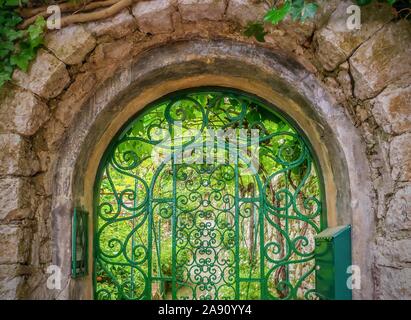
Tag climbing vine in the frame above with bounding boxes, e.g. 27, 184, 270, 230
0, 0, 45, 87
0, 0, 130, 89
0, 0, 410, 88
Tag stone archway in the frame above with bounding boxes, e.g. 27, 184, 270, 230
51, 39, 374, 300
1, 1, 409, 300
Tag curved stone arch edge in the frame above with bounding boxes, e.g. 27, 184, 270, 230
50, 39, 374, 300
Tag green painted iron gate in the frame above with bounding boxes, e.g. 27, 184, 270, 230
94, 88, 326, 300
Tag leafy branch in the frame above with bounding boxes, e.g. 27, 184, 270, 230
0, 0, 134, 89
245, 0, 410, 42
0, 0, 45, 87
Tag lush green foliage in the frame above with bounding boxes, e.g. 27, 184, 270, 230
0, 1, 45, 87
245, 0, 410, 42
95, 92, 322, 300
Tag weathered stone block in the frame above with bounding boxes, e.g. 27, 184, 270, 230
312, 0, 340, 28
0, 278, 20, 300
86, 9, 138, 39
178, 0, 226, 22
0, 265, 24, 300
0, 133, 39, 177
0, 225, 29, 264
377, 266, 411, 299
41, 118, 67, 152
0, 86, 49, 136
376, 237, 411, 266
132, 0, 175, 34
350, 20, 411, 99
56, 72, 97, 127
372, 85, 411, 135
226, 0, 267, 26
45, 25, 96, 65
386, 185, 411, 231
315, 1, 392, 71
12, 49, 70, 99
0, 177, 31, 221
336, 69, 353, 97
390, 133, 411, 182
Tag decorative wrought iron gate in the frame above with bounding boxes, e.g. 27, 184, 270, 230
94, 88, 326, 300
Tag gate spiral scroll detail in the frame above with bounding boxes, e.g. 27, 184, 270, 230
94, 88, 326, 300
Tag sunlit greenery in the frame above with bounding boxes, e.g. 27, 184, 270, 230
94, 91, 323, 300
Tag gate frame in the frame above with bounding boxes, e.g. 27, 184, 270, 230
92, 87, 328, 300
51, 39, 374, 300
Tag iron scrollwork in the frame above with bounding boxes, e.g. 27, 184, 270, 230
94, 89, 325, 300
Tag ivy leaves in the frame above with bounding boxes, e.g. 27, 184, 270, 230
264, 1, 292, 25
245, 0, 408, 42
263, 0, 318, 24
0, 0, 26, 6
0, 1, 45, 87
243, 22, 268, 42
10, 17, 45, 71
288, 0, 318, 22
245, 0, 318, 42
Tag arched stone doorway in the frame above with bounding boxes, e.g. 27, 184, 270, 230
51, 39, 374, 300
2, 1, 410, 301
93, 88, 327, 300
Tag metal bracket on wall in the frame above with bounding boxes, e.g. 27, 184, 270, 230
71, 207, 89, 278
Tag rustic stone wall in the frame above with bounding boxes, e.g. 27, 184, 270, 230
0, 0, 409, 299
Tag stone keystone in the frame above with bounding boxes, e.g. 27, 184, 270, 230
132, 0, 175, 34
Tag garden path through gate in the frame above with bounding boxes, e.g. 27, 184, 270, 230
94, 88, 326, 300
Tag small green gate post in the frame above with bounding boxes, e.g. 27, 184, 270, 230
314, 225, 352, 300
